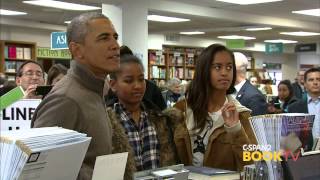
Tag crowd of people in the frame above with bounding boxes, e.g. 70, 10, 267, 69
0, 12, 320, 180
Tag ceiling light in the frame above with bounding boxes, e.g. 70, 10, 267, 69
180, 31, 205, 35
147, 15, 190, 22
246, 27, 272, 31
23, 0, 101, 11
218, 35, 256, 40
280, 31, 320, 36
0, 9, 27, 15
64, 21, 71, 24
292, 9, 320, 17
216, 0, 282, 5
264, 39, 298, 44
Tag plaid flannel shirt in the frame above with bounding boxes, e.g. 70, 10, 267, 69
114, 102, 160, 171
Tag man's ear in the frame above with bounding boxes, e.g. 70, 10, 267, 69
15, 77, 21, 86
109, 79, 117, 92
69, 42, 83, 60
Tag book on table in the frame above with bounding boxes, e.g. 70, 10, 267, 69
0, 127, 91, 180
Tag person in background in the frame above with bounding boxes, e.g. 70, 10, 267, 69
249, 75, 259, 88
292, 70, 305, 99
46, 63, 68, 85
0, 81, 17, 96
267, 80, 300, 113
162, 77, 183, 107
15, 60, 45, 99
173, 44, 256, 171
116, 45, 167, 110
234, 52, 267, 116
289, 68, 320, 142
32, 12, 120, 180
106, 54, 178, 171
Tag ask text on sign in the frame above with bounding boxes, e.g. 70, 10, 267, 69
51, 32, 68, 49
0, 99, 41, 131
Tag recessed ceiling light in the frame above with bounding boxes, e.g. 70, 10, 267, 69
64, 21, 71, 24
0, 9, 27, 15
216, 0, 282, 5
147, 15, 190, 22
218, 35, 256, 40
180, 31, 205, 35
246, 27, 272, 31
23, 0, 101, 11
280, 31, 320, 36
292, 8, 320, 17
264, 39, 298, 44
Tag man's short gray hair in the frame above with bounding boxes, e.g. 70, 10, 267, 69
67, 12, 109, 45
234, 52, 248, 74
166, 78, 181, 88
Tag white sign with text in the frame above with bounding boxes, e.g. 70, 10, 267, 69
0, 99, 41, 131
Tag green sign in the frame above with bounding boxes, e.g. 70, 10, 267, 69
265, 43, 283, 54
37, 47, 71, 59
226, 39, 245, 49
0, 86, 25, 111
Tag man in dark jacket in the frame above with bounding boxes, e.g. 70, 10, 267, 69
292, 70, 305, 99
32, 12, 120, 180
234, 52, 267, 116
288, 68, 320, 138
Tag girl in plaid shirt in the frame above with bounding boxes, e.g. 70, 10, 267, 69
107, 54, 179, 172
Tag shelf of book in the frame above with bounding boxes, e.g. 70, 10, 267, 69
148, 46, 203, 82
0, 40, 37, 80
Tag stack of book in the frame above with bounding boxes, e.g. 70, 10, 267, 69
249, 113, 315, 180
1, 127, 91, 180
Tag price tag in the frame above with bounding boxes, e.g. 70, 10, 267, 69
174, 52, 180, 57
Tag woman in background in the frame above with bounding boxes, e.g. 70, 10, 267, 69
268, 80, 300, 113
47, 64, 68, 85
173, 44, 256, 171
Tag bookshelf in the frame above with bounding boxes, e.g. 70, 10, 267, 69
148, 46, 203, 83
0, 40, 36, 81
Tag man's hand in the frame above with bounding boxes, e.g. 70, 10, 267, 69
24, 85, 42, 99
221, 102, 239, 127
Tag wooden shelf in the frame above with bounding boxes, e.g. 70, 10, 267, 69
5, 58, 33, 61
5, 71, 16, 74
169, 65, 183, 67
149, 64, 166, 67
0, 40, 37, 76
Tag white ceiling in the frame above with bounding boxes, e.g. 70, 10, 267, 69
1, 0, 320, 44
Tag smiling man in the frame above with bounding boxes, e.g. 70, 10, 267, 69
16, 60, 45, 98
31, 12, 120, 180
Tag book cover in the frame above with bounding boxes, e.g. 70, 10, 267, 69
4, 46, 9, 58
5, 61, 16, 73
0, 86, 25, 111
23, 47, 32, 60
16, 47, 24, 59
8, 45, 17, 59
281, 114, 314, 151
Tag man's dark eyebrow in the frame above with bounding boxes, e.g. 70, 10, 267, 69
96, 32, 118, 40
96, 32, 110, 39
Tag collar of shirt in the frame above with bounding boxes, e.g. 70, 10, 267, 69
234, 80, 246, 94
307, 94, 320, 104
